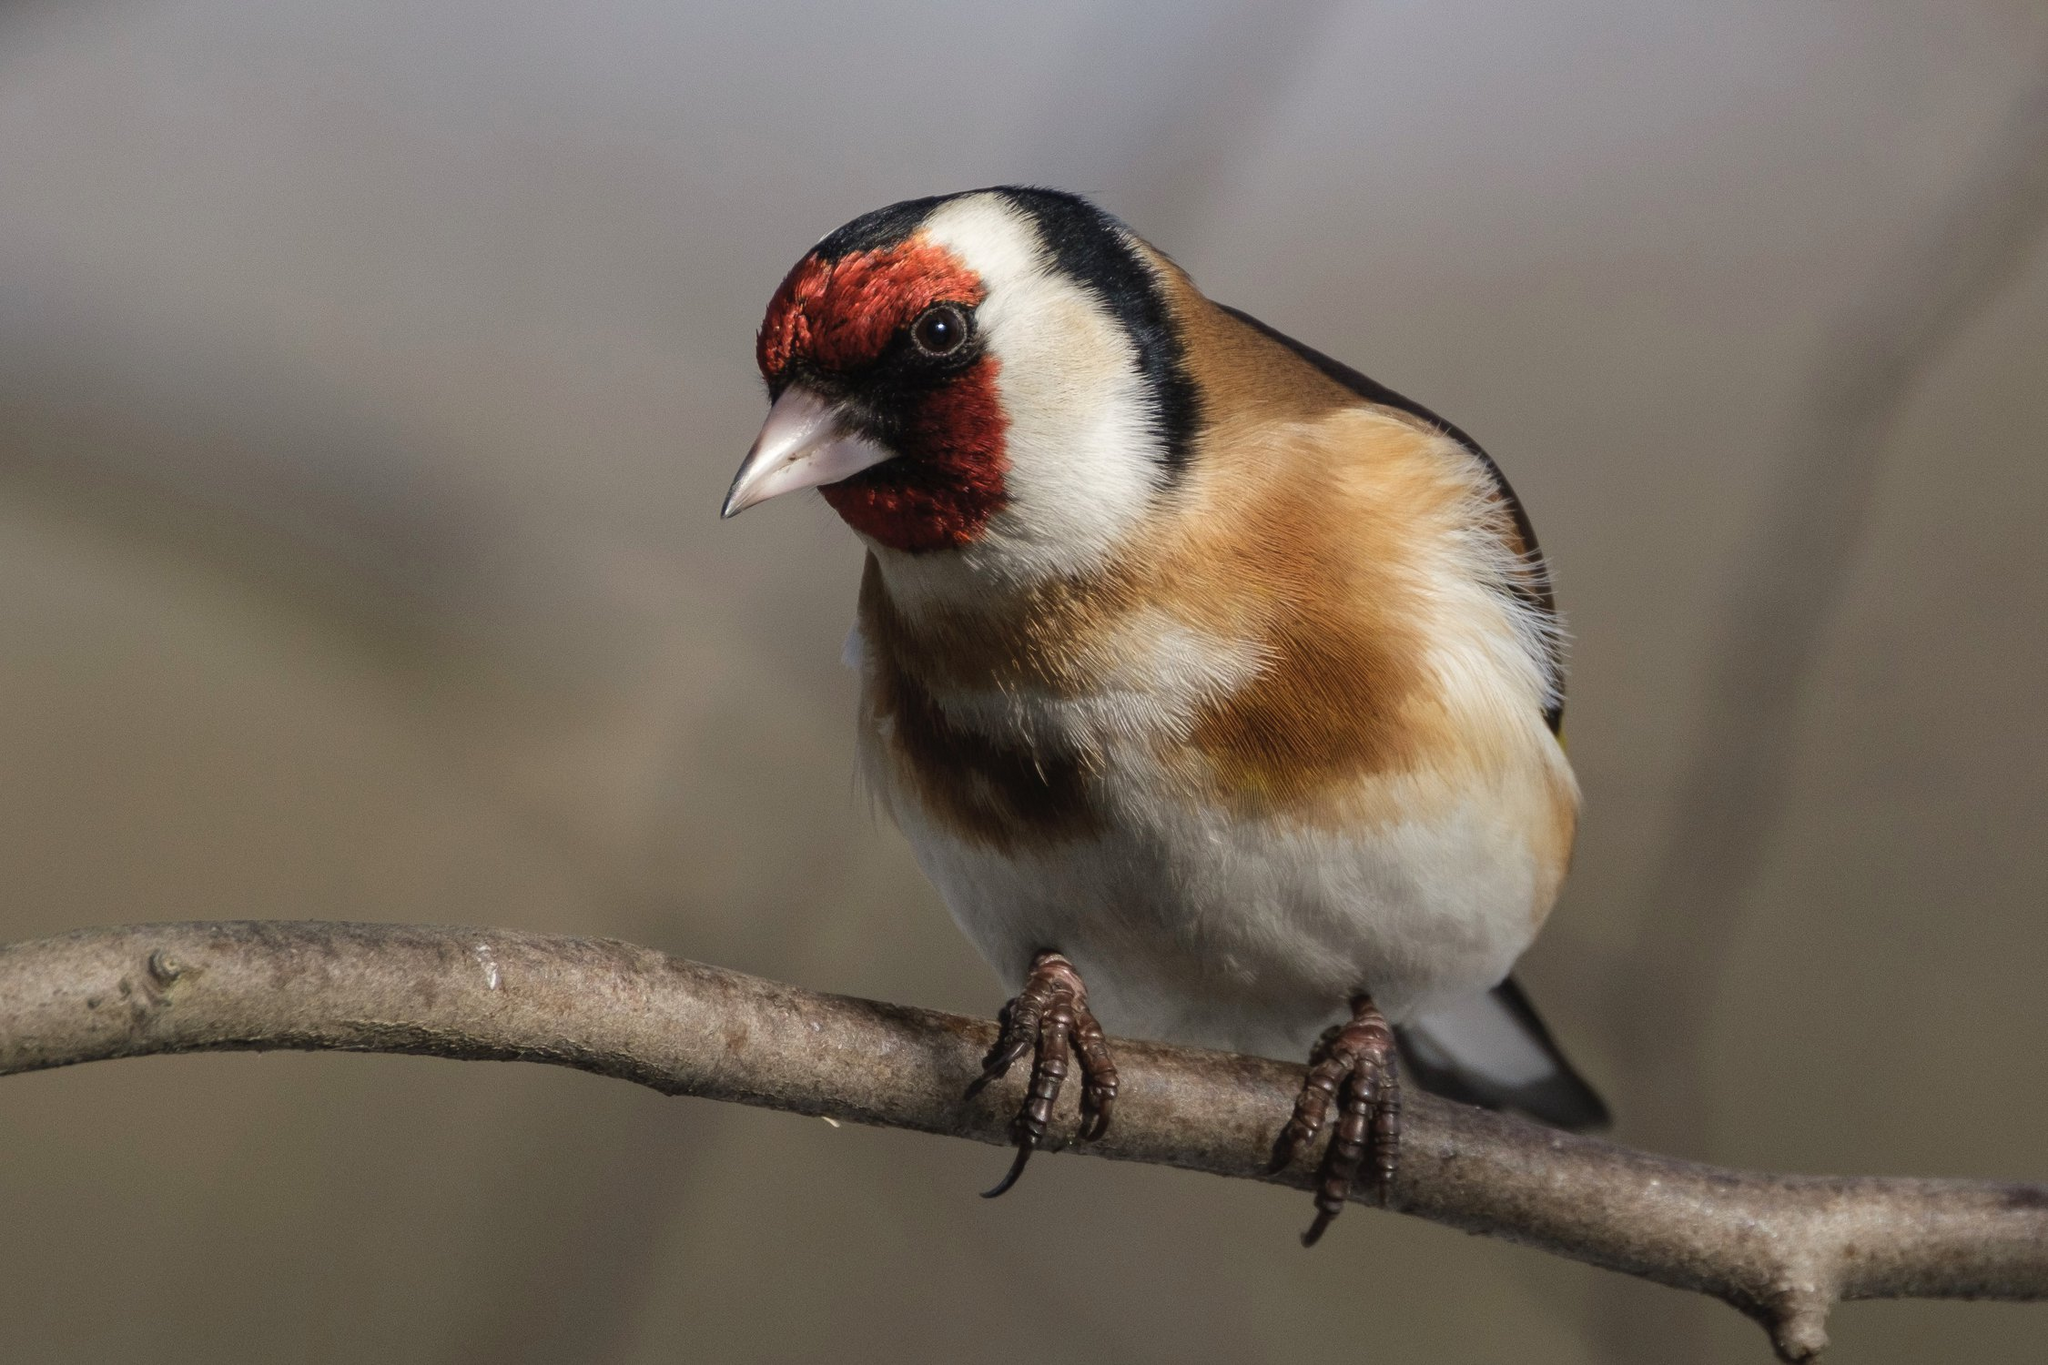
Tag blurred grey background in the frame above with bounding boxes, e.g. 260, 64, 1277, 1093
2, 2, 2045, 1360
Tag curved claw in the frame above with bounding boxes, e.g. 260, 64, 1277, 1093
1301, 1209, 1338, 1248
980, 1140, 1035, 1199
1077, 1099, 1113, 1143
964, 1032, 1035, 1102
988, 1030, 1035, 1074
1268, 1112, 1321, 1173
962, 1058, 1012, 1101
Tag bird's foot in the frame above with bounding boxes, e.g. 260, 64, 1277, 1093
1269, 995, 1401, 1247
965, 950, 1119, 1198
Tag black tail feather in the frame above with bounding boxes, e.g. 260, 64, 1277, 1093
1397, 976, 1610, 1131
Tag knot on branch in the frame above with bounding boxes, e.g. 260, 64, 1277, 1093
1751, 1264, 1838, 1363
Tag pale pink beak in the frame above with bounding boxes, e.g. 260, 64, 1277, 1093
720, 387, 897, 518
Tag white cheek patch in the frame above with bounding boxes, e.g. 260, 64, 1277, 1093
919, 195, 1165, 584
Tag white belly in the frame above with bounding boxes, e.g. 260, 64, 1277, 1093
885, 759, 1552, 1062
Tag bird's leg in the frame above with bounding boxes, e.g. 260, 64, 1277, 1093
1268, 994, 1400, 1247
965, 950, 1119, 1198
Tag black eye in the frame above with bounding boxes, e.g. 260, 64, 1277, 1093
911, 303, 970, 356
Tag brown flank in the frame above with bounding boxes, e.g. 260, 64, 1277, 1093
858, 560, 1107, 853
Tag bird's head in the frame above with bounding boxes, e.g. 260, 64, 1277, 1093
722, 188, 1199, 583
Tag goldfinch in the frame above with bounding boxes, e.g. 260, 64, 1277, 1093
722, 187, 1607, 1244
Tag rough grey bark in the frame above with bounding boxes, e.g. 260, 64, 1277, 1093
2, 921, 2042, 1361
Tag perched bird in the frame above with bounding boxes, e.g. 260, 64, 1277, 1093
722, 187, 1607, 1243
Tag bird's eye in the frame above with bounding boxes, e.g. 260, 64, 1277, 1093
911, 303, 970, 356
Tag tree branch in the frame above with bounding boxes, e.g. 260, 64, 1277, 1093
2, 922, 2040, 1359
